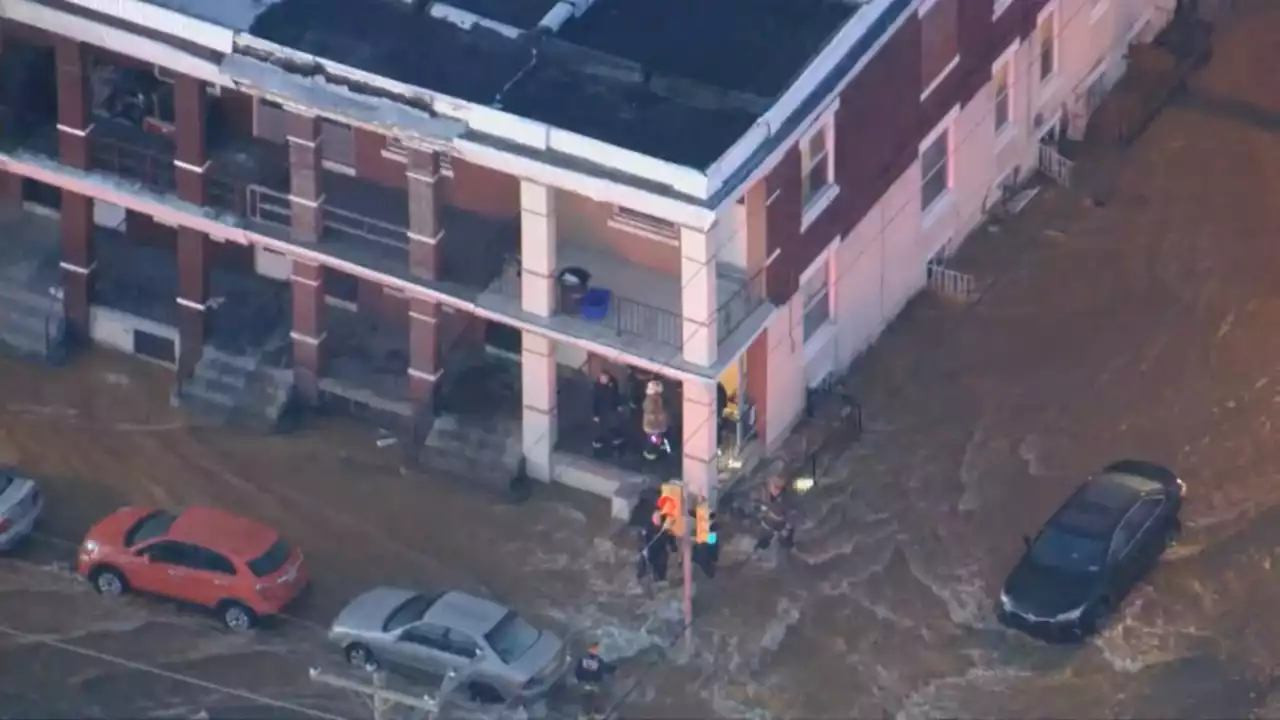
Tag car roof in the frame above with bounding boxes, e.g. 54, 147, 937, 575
1049, 476, 1147, 539
423, 591, 509, 638
166, 507, 278, 560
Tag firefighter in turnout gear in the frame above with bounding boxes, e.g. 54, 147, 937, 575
756, 474, 796, 551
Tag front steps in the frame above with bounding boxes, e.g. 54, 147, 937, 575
0, 282, 70, 365
176, 348, 295, 432
421, 414, 524, 492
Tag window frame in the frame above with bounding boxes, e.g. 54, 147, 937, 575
992, 40, 1020, 143
1036, 5, 1059, 87
798, 102, 840, 232
919, 105, 958, 222
918, 0, 960, 101
798, 241, 837, 346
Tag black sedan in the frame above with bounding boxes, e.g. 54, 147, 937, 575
997, 460, 1185, 641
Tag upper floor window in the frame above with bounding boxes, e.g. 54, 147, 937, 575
254, 98, 289, 143
608, 206, 679, 243
800, 248, 834, 343
920, 0, 959, 100
320, 120, 356, 172
992, 42, 1018, 139
920, 110, 955, 217
1037, 8, 1058, 85
799, 111, 838, 231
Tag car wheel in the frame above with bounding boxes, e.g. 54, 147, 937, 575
90, 567, 127, 597
218, 601, 257, 631
345, 643, 378, 671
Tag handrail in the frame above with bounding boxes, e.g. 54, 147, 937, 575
324, 204, 408, 248
87, 130, 176, 194
715, 267, 768, 343
496, 257, 683, 349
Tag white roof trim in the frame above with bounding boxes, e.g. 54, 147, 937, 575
52, 0, 235, 53
709, 0, 921, 219
703, 0, 903, 198
1, 0, 233, 87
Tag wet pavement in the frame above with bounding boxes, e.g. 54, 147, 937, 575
5, 4, 1280, 718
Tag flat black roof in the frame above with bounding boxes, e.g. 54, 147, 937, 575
246, 0, 861, 167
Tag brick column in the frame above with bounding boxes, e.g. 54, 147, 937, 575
290, 260, 326, 403
679, 224, 719, 366
407, 148, 443, 278
286, 111, 323, 243
408, 297, 439, 403
173, 75, 208, 205
59, 193, 94, 341
174, 76, 209, 376
176, 228, 208, 376
519, 180, 558, 481
55, 38, 91, 170
55, 37, 94, 340
682, 379, 719, 503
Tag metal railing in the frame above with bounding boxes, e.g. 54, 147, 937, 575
1038, 142, 1075, 188
88, 132, 176, 195
715, 267, 768, 343
926, 259, 977, 300
495, 257, 683, 348
246, 184, 292, 228
323, 203, 407, 248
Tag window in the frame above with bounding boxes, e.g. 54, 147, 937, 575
485, 612, 542, 665
445, 631, 481, 659
993, 55, 1013, 136
799, 254, 832, 342
400, 624, 451, 652
1029, 527, 1106, 572
324, 267, 360, 305
246, 539, 292, 578
124, 510, 177, 547
320, 120, 356, 170
920, 123, 951, 212
191, 547, 237, 575
142, 541, 195, 567
800, 121, 835, 209
384, 594, 436, 632
1037, 9, 1058, 84
608, 206, 679, 242
1111, 498, 1162, 558
919, 0, 959, 99
254, 98, 289, 143
0, 474, 11, 494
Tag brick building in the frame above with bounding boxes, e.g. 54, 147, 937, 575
0, 0, 1171, 503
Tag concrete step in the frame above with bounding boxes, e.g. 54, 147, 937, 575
202, 350, 259, 373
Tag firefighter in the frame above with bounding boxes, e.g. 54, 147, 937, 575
640, 510, 675, 582
575, 642, 616, 719
756, 474, 796, 551
591, 371, 623, 453
641, 380, 670, 461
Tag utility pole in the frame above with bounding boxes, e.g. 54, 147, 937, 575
308, 667, 440, 720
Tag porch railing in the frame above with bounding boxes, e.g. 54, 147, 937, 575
1038, 142, 1074, 188
246, 184, 292, 228
245, 184, 408, 248
495, 258, 683, 349
716, 267, 768, 343
88, 132, 176, 195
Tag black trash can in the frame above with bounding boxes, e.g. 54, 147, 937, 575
557, 267, 591, 315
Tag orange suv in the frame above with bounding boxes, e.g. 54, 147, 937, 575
77, 506, 308, 630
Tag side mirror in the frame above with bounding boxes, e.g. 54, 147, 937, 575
1022, 535, 1032, 549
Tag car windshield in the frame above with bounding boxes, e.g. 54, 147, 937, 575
384, 594, 433, 633
246, 539, 292, 578
124, 511, 177, 547
485, 611, 541, 665
1029, 526, 1107, 572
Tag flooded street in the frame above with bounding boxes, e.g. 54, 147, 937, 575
6, 5, 1280, 718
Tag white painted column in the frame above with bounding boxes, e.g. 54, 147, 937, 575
680, 224, 719, 366
520, 180, 557, 317
520, 180, 558, 482
682, 379, 719, 502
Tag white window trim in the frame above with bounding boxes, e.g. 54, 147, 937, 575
799, 238, 838, 356
921, 54, 960, 102
992, 39, 1020, 148
1089, 0, 1110, 24
1036, 3, 1060, 94
919, 105, 958, 227
992, 0, 1013, 19
799, 108, 840, 233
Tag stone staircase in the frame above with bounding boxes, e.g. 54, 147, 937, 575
176, 348, 295, 432
0, 282, 71, 365
421, 414, 524, 491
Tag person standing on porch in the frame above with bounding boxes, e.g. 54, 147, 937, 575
591, 371, 624, 454
641, 380, 670, 460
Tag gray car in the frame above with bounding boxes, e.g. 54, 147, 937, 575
328, 588, 570, 701
0, 469, 43, 551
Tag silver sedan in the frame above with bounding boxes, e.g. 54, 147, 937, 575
0, 469, 43, 551
328, 588, 570, 702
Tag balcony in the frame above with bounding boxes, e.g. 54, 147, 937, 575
482, 241, 769, 369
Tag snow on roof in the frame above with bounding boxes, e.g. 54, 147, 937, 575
143, 0, 283, 31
